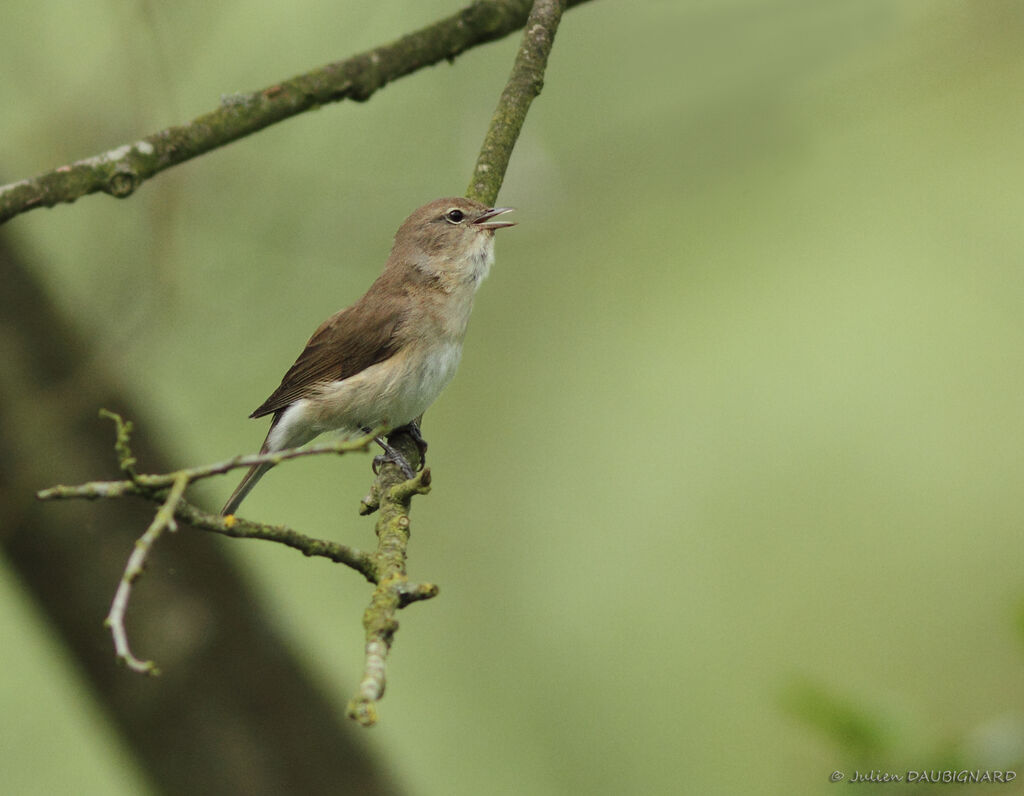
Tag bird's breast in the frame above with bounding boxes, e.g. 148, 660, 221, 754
407, 338, 463, 410
305, 338, 463, 434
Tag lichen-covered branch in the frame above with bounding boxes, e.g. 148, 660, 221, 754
38, 412, 445, 716
467, 0, 567, 205
348, 442, 437, 726
0, 0, 591, 226
172, 501, 377, 581
39, 411, 380, 573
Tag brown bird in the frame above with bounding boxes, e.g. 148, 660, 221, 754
221, 197, 515, 516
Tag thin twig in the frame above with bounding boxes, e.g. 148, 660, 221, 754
104, 472, 188, 675
171, 500, 377, 582
100, 408, 138, 477
38, 411, 381, 575
37, 413, 382, 501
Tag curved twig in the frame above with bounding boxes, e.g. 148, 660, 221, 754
104, 473, 188, 675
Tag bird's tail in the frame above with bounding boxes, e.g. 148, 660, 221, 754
221, 461, 275, 516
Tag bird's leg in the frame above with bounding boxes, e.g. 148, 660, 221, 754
368, 432, 416, 479
403, 419, 428, 467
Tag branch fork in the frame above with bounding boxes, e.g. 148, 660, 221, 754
40, 411, 438, 721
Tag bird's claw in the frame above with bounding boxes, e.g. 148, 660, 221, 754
405, 422, 428, 466
372, 438, 416, 479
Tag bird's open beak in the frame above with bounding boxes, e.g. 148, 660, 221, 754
474, 207, 516, 229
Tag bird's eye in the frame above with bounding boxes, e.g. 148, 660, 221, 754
444, 208, 465, 224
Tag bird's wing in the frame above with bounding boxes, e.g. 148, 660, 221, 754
249, 297, 407, 419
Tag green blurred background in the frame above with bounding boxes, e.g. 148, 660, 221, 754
3, 1, 1024, 793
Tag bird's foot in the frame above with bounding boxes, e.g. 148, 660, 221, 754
403, 421, 428, 467
372, 436, 416, 479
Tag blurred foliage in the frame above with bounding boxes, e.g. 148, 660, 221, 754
782, 677, 893, 761
3, 1, 1024, 795
783, 673, 1024, 794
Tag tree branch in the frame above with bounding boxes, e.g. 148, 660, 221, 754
38, 411, 381, 577
467, 0, 567, 205
38, 420, 382, 502
40, 412, 445, 723
0, 0, 590, 226
172, 500, 378, 580
39, 412, 386, 668
348, 457, 437, 727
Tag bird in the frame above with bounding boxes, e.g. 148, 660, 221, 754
221, 196, 515, 516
